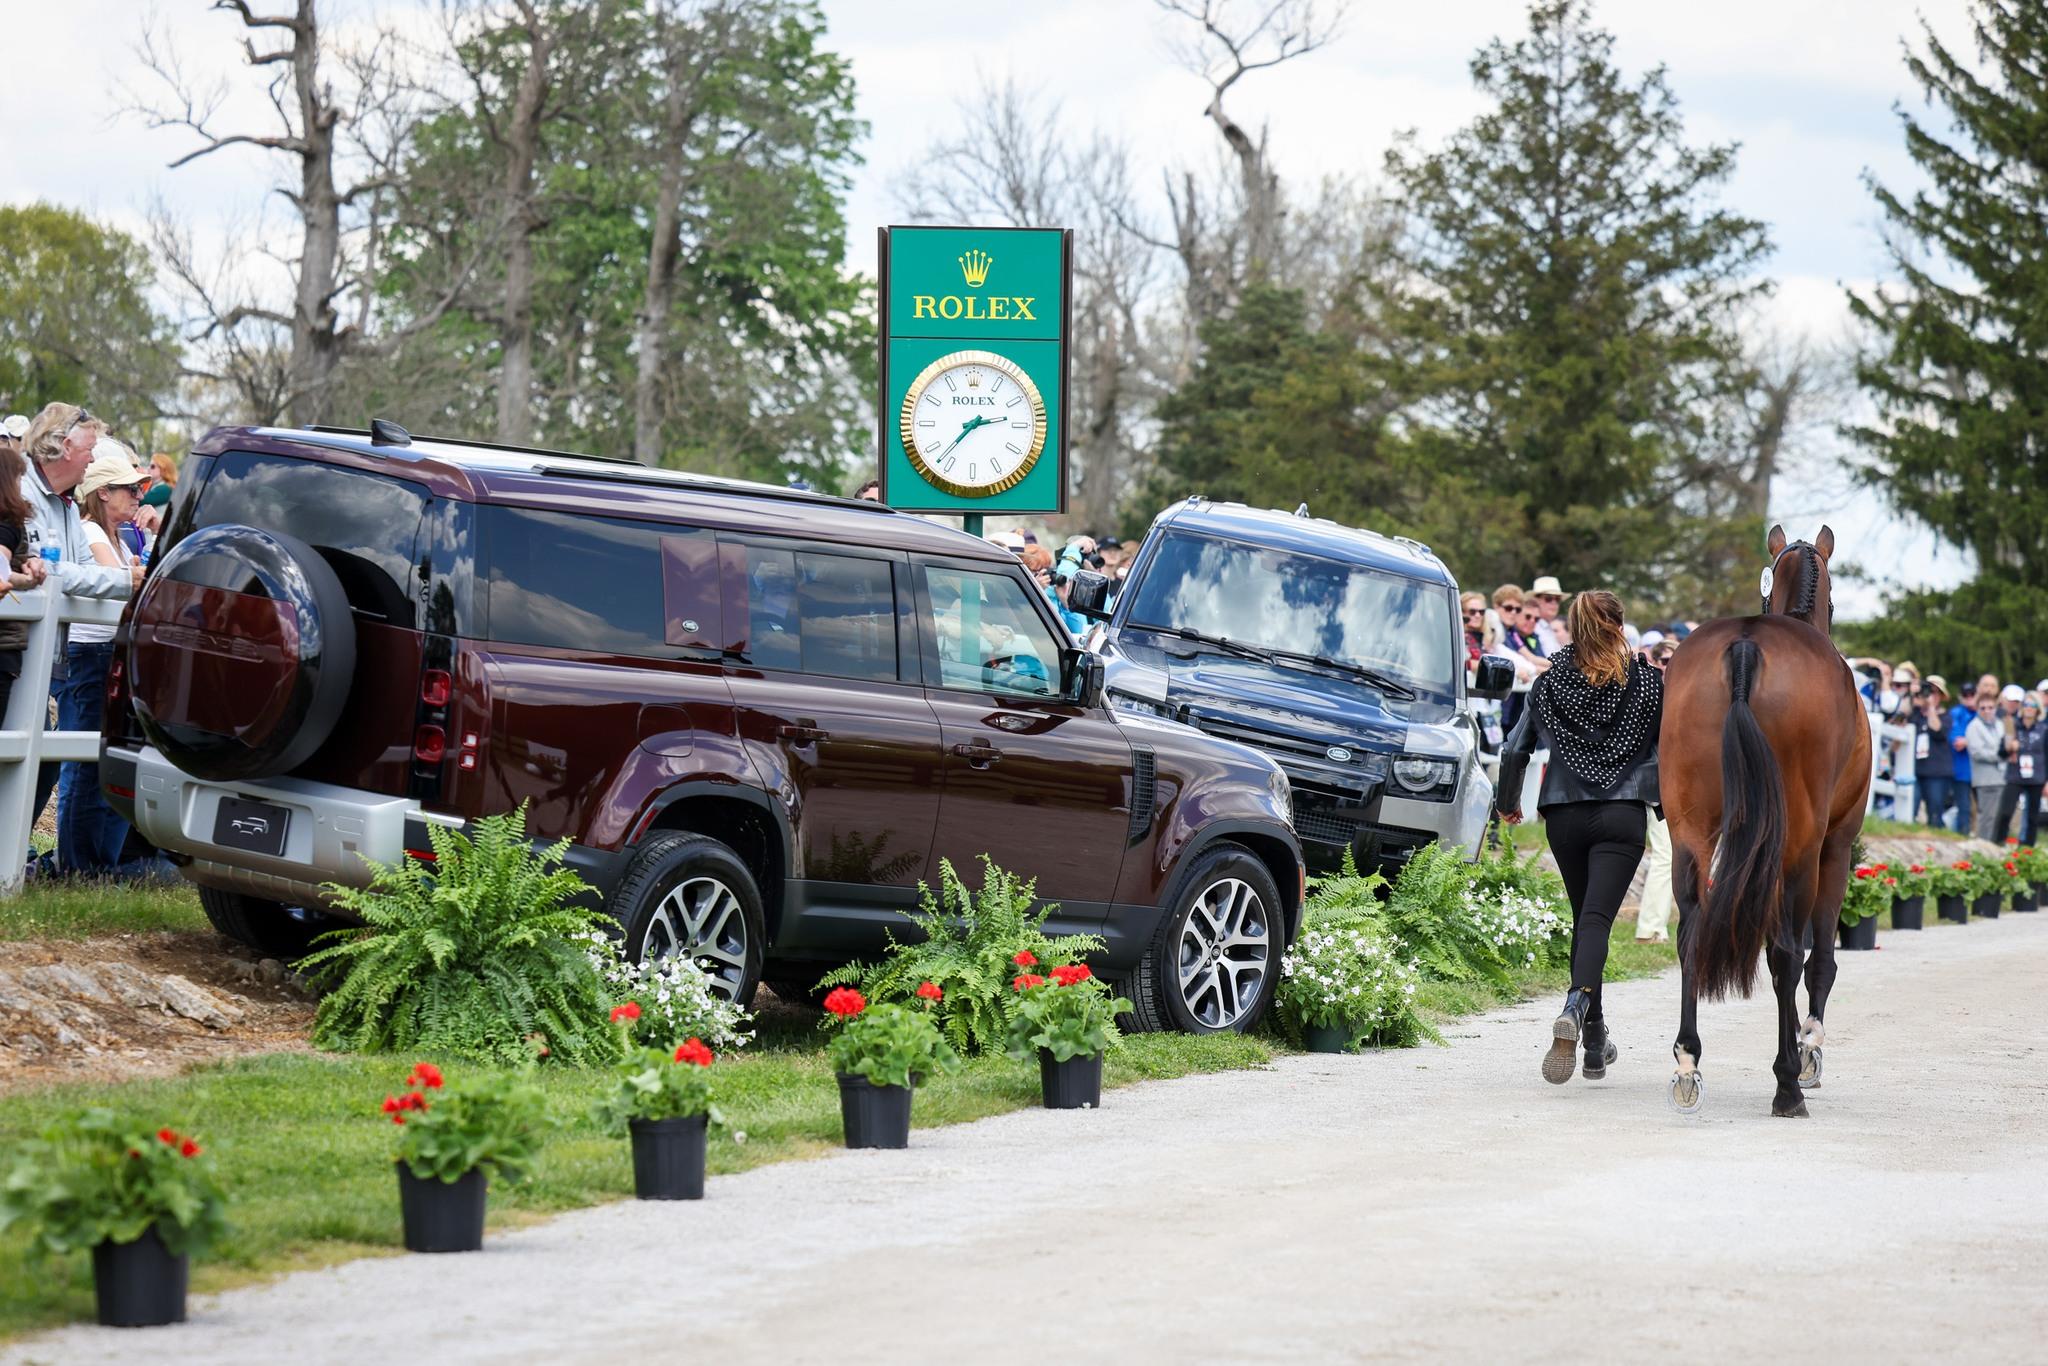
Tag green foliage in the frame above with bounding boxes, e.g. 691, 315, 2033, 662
1465, 843, 1566, 907
1841, 841, 1890, 926
387, 1065, 550, 1185
1300, 850, 1388, 927
1276, 917, 1432, 1048
592, 1042, 718, 1134
1382, 843, 1518, 988
817, 857, 1105, 1056
300, 808, 622, 1067
1002, 968, 1132, 1064
823, 1003, 961, 1090
1848, 3, 2048, 613
0, 1110, 226, 1259
1837, 577, 2048, 694
0, 203, 180, 436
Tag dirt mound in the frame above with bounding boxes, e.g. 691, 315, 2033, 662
0, 933, 317, 1094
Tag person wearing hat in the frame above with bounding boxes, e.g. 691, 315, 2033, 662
55, 451, 149, 875
1528, 575, 1571, 655
1995, 695, 2047, 846
1912, 676, 1962, 832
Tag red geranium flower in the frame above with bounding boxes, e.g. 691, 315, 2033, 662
157, 1127, 177, 1146
392, 1114, 406, 1126
2007, 837, 2021, 846
1012, 950, 1038, 967
381, 1095, 401, 1114
1884, 877, 1897, 885
180, 1138, 200, 1159
915, 981, 943, 1001
673, 1037, 715, 1067
1954, 860, 1973, 871
1051, 964, 1092, 986
1011, 972, 1047, 991
823, 987, 867, 1017
610, 1002, 642, 1024
1910, 864, 1926, 874
406, 1062, 444, 1089
1872, 863, 1889, 872
1854, 868, 1873, 880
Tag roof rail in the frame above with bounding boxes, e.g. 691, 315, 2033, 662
304, 424, 643, 466
535, 463, 895, 514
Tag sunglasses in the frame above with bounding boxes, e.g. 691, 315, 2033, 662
1463, 607, 1485, 618
64, 409, 95, 436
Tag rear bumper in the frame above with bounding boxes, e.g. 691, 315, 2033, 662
109, 745, 461, 905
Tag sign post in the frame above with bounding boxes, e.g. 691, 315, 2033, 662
876, 224, 1071, 526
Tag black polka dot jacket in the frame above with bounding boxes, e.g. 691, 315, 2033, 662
1495, 657, 1663, 818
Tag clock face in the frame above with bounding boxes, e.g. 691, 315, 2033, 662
898, 349, 1047, 498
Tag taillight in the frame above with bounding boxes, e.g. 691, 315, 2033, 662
421, 669, 451, 707
107, 655, 127, 706
413, 724, 447, 765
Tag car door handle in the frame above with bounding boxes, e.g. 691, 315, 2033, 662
779, 724, 829, 746
951, 741, 1002, 767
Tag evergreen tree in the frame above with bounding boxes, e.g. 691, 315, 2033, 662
1376, 0, 1770, 606
1849, 1, 2048, 591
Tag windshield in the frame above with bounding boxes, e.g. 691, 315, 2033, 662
1125, 531, 1457, 695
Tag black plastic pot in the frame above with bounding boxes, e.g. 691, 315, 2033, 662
397, 1164, 487, 1253
837, 1073, 913, 1149
1304, 1023, 1355, 1054
91, 1225, 187, 1328
1891, 895, 1925, 931
1837, 915, 1878, 950
1972, 892, 2001, 919
1938, 894, 1968, 924
1039, 1050, 1104, 1109
2015, 889, 2038, 913
629, 1115, 708, 1200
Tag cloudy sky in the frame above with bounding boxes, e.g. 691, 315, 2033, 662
1, 0, 1984, 613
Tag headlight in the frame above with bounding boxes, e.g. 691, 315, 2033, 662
1107, 690, 1174, 719
1392, 755, 1457, 798
1267, 766, 1292, 823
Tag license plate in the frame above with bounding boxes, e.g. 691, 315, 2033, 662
213, 797, 290, 858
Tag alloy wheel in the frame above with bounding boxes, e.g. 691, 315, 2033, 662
641, 875, 750, 1001
1175, 876, 1271, 1029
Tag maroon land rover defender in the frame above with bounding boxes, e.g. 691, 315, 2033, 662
103, 423, 1303, 1033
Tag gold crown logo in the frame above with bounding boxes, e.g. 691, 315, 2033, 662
967, 371, 981, 387
958, 249, 992, 288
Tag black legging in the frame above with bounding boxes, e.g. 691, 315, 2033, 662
1544, 800, 1648, 1024
1994, 781, 2043, 846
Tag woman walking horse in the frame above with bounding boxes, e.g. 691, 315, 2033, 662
1661, 526, 1871, 1118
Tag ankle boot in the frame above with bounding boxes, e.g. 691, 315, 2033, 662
1582, 1019, 1618, 1080
1543, 988, 1593, 1084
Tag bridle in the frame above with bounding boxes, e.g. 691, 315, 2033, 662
1761, 541, 1831, 626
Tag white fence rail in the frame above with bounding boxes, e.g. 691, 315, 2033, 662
0, 586, 127, 897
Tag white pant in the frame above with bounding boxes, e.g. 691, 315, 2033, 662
1636, 809, 1674, 939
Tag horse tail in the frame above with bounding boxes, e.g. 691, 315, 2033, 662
1687, 635, 1785, 1001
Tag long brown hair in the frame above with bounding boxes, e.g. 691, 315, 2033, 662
0, 442, 32, 531
1569, 590, 1631, 688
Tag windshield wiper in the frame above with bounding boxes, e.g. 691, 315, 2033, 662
1258, 646, 1420, 700
1145, 624, 1273, 664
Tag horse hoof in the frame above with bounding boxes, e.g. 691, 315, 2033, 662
1797, 1045, 1823, 1089
1772, 1095, 1810, 1118
1669, 1070, 1704, 1115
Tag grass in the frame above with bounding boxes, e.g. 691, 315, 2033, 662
0, 1015, 1270, 1339
0, 881, 207, 941
1413, 912, 1674, 1021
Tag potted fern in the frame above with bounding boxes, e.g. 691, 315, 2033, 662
1003, 962, 1131, 1108
594, 1003, 722, 1200
821, 989, 958, 1148
0, 1110, 225, 1328
301, 807, 622, 1066
383, 1063, 548, 1253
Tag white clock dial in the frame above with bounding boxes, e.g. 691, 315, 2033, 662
899, 349, 1047, 498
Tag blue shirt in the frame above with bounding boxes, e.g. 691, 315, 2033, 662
1949, 703, 1974, 784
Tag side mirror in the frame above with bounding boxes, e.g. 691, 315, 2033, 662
1471, 655, 1515, 700
1062, 649, 1106, 708
1066, 569, 1111, 621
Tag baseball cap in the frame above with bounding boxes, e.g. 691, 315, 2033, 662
1, 414, 28, 441
2002, 683, 2026, 702
77, 451, 145, 501
1529, 575, 1565, 597
1891, 667, 1913, 684
1640, 629, 1666, 648
987, 530, 1027, 553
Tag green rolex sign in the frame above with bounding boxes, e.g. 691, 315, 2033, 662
878, 225, 1071, 515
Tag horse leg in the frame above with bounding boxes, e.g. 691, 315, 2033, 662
1670, 843, 1706, 1114
1799, 827, 1855, 1088
1769, 942, 1808, 1117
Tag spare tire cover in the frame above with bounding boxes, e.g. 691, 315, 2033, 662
127, 524, 358, 781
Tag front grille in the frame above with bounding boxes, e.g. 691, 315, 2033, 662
1292, 805, 1363, 846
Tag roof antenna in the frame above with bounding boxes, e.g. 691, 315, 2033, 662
1294, 502, 1310, 518
369, 418, 413, 447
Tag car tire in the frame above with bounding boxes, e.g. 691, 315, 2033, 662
1125, 842, 1284, 1035
611, 832, 766, 1006
196, 887, 331, 961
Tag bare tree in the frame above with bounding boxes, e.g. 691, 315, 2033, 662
136, 0, 425, 426
1153, 0, 1347, 308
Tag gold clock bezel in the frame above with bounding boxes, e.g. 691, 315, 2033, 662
898, 349, 1048, 499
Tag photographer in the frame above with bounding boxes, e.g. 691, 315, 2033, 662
1020, 544, 1086, 637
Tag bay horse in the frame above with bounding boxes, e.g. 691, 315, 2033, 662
1659, 525, 1871, 1118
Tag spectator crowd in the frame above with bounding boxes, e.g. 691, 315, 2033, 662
1, 402, 178, 884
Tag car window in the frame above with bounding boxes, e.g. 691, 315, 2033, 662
193, 451, 426, 625
920, 565, 1062, 698
733, 545, 897, 681
485, 506, 704, 658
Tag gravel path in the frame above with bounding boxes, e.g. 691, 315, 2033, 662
11, 915, 2048, 1365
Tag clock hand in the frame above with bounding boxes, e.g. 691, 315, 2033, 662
935, 415, 995, 459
